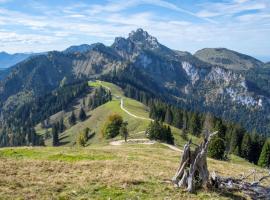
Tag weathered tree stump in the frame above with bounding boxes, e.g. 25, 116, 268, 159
172, 131, 218, 193
172, 131, 270, 199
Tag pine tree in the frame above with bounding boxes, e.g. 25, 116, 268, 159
145, 120, 174, 144
241, 133, 252, 161
59, 117, 65, 133
190, 113, 201, 136
208, 136, 226, 160
173, 110, 183, 129
52, 123, 59, 146
229, 126, 244, 156
166, 126, 174, 145
164, 107, 173, 125
250, 132, 265, 164
79, 107, 87, 121
69, 111, 76, 126
258, 139, 270, 168
214, 118, 227, 139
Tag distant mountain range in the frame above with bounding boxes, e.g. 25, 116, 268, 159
0, 28, 270, 135
0, 52, 33, 69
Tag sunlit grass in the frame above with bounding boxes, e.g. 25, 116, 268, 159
0, 145, 268, 199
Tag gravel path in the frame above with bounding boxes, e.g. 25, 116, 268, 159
110, 138, 182, 152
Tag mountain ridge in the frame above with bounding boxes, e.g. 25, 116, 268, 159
0, 28, 269, 135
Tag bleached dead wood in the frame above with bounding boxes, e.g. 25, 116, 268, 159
172, 131, 218, 192
172, 131, 270, 199
210, 170, 270, 200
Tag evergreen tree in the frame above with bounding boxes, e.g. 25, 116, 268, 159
164, 107, 173, 125
241, 133, 252, 161
190, 113, 201, 136
172, 110, 183, 129
208, 136, 226, 160
250, 132, 265, 164
59, 117, 65, 133
229, 126, 245, 156
214, 118, 227, 139
258, 139, 270, 168
69, 111, 76, 126
166, 126, 174, 145
79, 107, 87, 121
52, 123, 59, 146
146, 120, 174, 144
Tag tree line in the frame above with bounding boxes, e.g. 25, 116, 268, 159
120, 82, 270, 167
50, 86, 112, 146
0, 82, 112, 147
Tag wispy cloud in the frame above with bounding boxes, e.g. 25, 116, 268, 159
197, 0, 267, 18
88, 0, 216, 23
0, 0, 269, 59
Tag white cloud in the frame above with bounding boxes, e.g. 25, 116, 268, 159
197, 0, 267, 18
0, 0, 269, 59
87, 0, 215, 23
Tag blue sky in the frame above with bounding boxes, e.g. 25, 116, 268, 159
0, 0, 269, 61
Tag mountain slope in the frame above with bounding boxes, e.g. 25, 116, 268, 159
1, 29, 270, 135
39, 80, 195, 148
194, 48, 263, 71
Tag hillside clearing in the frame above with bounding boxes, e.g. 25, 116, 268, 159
43, 80, 198, 148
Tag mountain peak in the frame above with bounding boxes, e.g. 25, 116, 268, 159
128, 28, 159, 48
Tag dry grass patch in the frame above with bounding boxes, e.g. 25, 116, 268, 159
0, 145, 268, 199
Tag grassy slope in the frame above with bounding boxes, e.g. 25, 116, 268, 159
47, 80, 197, 147
1, 145, 269, 200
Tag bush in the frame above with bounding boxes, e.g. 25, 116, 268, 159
77, 128, 91, 147
208, 136, 226, 160
120, 121, 128, 142
77, 132, 87, 147
103, 114, 123, 139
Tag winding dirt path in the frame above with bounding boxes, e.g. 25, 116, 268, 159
120, 99, 153, 121
110, 138, 182, 152
97, 81, 182, 152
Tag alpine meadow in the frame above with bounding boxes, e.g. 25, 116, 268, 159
0, 0, 270, 199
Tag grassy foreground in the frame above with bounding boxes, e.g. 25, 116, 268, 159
1, 144, 269, 200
